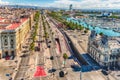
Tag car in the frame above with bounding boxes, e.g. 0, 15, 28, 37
117, 75, 120, 77
48, 68, 56, 73
48, 45, 50, 48
50, 56, 54, 60
9, 77, 12, 80
48, 41, 51, 43
59, 71, 64, 77
35, 47, 40, 51
101, 70, 108, 75
21, 78, 24, 80
22, 50, 28, 53
22, 46, 28, 48
71, 65, 81, 71
20, 54, 26, 57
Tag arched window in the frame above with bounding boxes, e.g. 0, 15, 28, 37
11, 51, 14, 56
5, 51, 8, 56
4, 35, 7, 38
11, 39, 14, 43
4, 39, 8, 46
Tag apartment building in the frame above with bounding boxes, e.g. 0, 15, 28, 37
0, 7, 35, 59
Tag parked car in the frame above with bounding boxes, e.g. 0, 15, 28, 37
59, 71, 64, 77
50, 56, 54, 60
71, 65, 81, 71
101, 70, 108, 75
48, 45, 50, 48
20, 54, 26, 57
48, 68, 56, 73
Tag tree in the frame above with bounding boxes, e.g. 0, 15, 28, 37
84, 29, 88, 34
63, 53, 68, 68
86, 28, 89, 30
52, 32, 54, 35
99, 32, 103, 36
78, 25, 84, 31
75, 23, 78, 29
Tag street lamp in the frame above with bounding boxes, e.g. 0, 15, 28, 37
106, 46, 110, 80
80, 66, 82, 80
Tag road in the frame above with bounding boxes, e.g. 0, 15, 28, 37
14, 14, 39, 80
14, 27, 33, 80
46, 15, 118, 80
32, 13, 46, 80
15, 55, 30, 80
44, 15, 67, 80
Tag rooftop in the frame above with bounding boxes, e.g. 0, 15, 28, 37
67, 17, 120, 36
0, 7, 35, 31
108, 39, 120, 49
0, 18, 28, 30
6, 18, 28, 30
84, 17, 120, 30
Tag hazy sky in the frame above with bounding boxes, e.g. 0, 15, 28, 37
1, 0, 120, 9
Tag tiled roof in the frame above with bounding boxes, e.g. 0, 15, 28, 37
6, 18, 28, 30
0, 18, 4, 21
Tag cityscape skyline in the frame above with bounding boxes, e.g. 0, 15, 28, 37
1, 0, 120, 9
0, 2, 119, 80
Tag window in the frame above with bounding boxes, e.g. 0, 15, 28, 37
5, 51, 8, 56
4, 36, 7, 38
4, 39, 8, 46
11, 44, 14, 48
11, 39, 14, 43
11, 51, 14, 56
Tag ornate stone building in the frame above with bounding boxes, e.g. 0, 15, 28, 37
87, 30, 120, 69
0, 8, 35, 59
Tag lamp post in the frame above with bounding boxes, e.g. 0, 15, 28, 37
107, 46, 110, 80
80, 66, 82, 80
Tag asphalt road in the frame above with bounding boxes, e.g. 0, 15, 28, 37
45, 15, 67, 80
33, 14, 46, 80
15, 55, 30, 80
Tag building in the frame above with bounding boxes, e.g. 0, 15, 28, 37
84, 17, 120, 33
0, 7, 35, 59
87, 30, 120, 69
69, 4, 73, 11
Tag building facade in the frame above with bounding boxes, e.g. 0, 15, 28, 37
87, 30, 120, 69
69, 4, 73, 11
0, 8, 35, 59
0, 30, 15, 59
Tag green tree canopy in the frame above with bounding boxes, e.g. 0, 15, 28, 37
63, 53, 68, 60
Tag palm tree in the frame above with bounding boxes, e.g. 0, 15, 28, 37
63, 53, 68, 68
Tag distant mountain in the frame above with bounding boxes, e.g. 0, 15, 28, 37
0, 4, 60, 10
0, 4, 120, 13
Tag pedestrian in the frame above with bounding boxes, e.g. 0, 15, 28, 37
52, 73, 55, 77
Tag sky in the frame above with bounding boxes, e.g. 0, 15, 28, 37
0, 0, 120, 9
